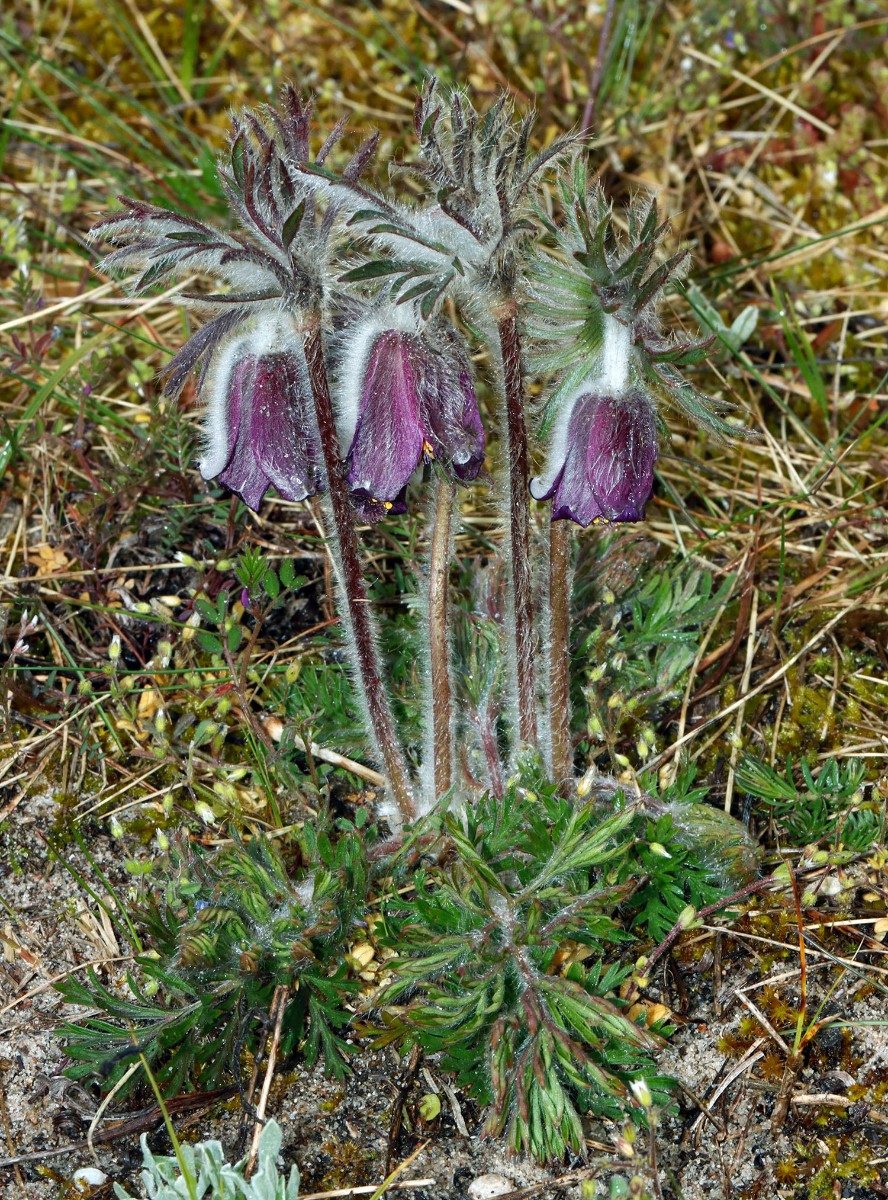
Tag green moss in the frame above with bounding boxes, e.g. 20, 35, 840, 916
317, 1139, 376, 1189
804, 1134, 879, 1198
318, 1088, 346, 1113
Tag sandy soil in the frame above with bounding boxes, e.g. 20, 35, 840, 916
3, 790, 887, 1199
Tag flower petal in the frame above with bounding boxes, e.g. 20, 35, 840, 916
350, 485, 409, 523
422, 352, 485, 481
345, 330, 425, 518
214, 351, 323, 511
250, 353, 323, 502
548, 391, 658, 526
217, 357, 271, 510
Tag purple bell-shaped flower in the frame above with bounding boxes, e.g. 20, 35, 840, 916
342, 327, 485, 521
199, 334, 323, 512
530, 390, 658, 526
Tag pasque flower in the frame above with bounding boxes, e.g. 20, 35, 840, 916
306, 79, 572, 750
530, 389, 658, 526
531, 314, 658, 527
340, 324, 485, 521
529, 163, 742, 449
198, 327, 323, 511
89, 88, 374, 514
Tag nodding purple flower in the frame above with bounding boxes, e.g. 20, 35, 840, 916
199, 330, 324, 512
90, 88, 383, 512
530, 390, 658, 527
341, 326, 485, 521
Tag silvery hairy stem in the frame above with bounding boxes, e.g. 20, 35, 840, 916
428, 475, 455, 799
547, 519, 573, 790
496, 305, 538, 749
303, 322, 414, 823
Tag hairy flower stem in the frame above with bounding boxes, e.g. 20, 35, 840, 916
480, 712, 506, 799
496, 307, 538, 749
303, 323, 414, 823
428, 475, 455, 798
548, 519, 573, 790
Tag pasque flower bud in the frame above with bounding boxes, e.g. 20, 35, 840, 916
530, 389, 658, 526
198, 317, 323, 511
340, 323, 485, 521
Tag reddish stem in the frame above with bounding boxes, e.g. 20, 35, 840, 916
303, 323, 414, 823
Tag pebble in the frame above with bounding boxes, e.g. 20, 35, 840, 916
468, 1174, 513, 1199
72, 1167, 109, 1190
